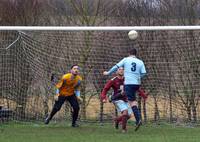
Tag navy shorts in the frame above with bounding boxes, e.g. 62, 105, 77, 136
124, 85, 140, 101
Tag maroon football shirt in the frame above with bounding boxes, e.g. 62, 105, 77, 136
101, 76, 127, 102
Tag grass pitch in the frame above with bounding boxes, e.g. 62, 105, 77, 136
0, 122, 200, 142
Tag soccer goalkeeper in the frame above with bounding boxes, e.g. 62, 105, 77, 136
45, 65, 82, 127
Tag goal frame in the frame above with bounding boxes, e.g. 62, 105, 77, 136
0, 26, 200, 31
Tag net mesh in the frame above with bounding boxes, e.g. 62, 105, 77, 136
0, 30, 200, 123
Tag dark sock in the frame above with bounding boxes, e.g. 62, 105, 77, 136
132, 106, 141, 124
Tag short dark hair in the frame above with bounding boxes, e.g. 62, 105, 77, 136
71, 64, 79, 69
129, 48, 137, 55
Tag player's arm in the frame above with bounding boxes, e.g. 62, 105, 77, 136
140, 62, 147, 78
138, 88, 148, 101
75, 89, 82, 102
55, 76, 65, 89
74, 77, 83, 101
100, 80, 113, 103
103, 58, 125, 75
75, 85, 82, 101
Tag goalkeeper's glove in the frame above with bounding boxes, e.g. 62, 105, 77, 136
54, 89, 59, 101
75, 90, 83, 102
77, 96, 83, 102
54, 94, 59, 101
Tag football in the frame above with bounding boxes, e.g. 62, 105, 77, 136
128, 30, 138, 40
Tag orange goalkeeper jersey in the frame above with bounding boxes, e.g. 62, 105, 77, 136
56, 73, 82, 97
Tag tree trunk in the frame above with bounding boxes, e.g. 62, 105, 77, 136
142, 100, 147, 123
169, 91, 173, 122
138, 97, 142, 120
186, 106, 192, 122
191, 94, 197, 122
153, 96, 160, 122
99, 101, 104, 124
81, 94, 87, 120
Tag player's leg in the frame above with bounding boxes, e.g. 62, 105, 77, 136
121, 102, 132, 132
113, 101, 123, 129
67, 95, 80, 127
114, 100, 129, 132
129, 101, 140, 124
129, 101, 142, 131
113, 114, 123, 129
124, 85, 141, 131
121, 110, 128, 133
45, 96, 66, 124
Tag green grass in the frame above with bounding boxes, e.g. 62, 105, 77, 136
0, 122, 200, 142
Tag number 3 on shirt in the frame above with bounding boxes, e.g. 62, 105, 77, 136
131, 62, 136, 72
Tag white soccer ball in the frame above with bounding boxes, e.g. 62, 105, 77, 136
128, 30, 138, 40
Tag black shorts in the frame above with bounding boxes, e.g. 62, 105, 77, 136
54, 95, 79, 110
124, 85, 140, 101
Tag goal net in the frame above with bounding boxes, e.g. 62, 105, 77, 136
0, 27, 200, 124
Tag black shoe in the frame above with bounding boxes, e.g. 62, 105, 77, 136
44, 117, 50, 125
71, 123, 79, 127
135, 120, 142, 131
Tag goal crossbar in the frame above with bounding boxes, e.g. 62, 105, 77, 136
1, 26, 200, 31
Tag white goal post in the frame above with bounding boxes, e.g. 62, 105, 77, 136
1, 26, 200, 31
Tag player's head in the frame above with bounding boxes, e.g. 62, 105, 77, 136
129, 48, 137, 56
116, 67, 124, 76
70, 64, 80, 75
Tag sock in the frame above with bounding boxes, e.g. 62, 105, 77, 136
121, 115, 128, 130
132, 106, 141, 124
115, 115, 123, 123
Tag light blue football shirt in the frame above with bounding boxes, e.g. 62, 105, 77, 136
107, 56, 146, 85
